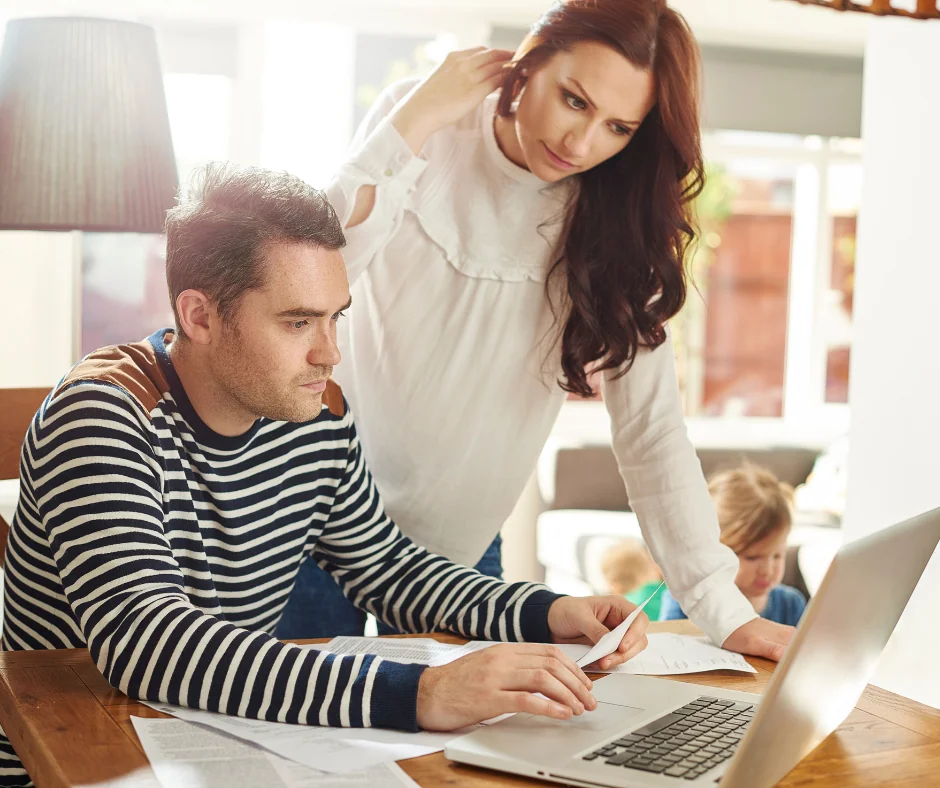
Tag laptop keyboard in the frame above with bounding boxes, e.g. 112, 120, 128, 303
581, 696, 755, 780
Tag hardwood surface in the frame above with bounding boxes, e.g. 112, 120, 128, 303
0, 622, 938, 787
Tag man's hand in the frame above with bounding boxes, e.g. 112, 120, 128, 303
416, 644, 597, 731
547, 596, 649, 671
722, 617, 795, 662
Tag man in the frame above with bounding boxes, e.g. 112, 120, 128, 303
0, 165, 648, 787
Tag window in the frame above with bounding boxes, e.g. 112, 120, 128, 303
81, 72, 233, 353
672, 131, 863, 420
685, 157, 798, 418
824, 158, 862, 404
80, 234, 172, 356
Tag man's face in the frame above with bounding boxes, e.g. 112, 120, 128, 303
209, 241, 350, 424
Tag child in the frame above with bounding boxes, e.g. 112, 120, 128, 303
659, 464, 807, 627
601, 538, 666, 622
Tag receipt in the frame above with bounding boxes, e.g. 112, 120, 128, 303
575, 583, 662, 668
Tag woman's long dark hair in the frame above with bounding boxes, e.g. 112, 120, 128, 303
496, 0, 705, 397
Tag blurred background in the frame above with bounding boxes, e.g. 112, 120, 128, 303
0, 0, 936, 711
0, 0, 867, 421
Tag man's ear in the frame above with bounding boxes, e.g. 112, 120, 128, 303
176, 289, 214, 345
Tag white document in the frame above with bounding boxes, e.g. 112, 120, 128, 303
76, 766, 163, 788
131, 716, 420, 788
317, 636, 463, 665
557, 633, 757, 675
428, 639, 500, 666
144, 701, 472, 774
315, 635, 502, 668
575, 583, 664, 668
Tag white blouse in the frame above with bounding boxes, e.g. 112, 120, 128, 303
325, 80, 757, 646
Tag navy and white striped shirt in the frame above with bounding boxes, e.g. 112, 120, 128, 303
0, 329, 558, 786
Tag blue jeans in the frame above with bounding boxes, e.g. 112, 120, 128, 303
275, 534, 503, 640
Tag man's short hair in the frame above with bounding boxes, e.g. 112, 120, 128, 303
165, 163, 346, 337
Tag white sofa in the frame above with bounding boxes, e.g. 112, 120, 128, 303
535, 443, 842, 603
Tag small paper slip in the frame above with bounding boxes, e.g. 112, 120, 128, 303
575, 582, 663, 668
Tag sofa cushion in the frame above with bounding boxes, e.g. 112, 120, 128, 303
549, 445, 821, 512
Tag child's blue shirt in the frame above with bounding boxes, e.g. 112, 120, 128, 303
659, 584, 807, 627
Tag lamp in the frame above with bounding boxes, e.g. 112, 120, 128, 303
0, 17, 178, 232
0, 17, 178, 362
782, 0, 940, 19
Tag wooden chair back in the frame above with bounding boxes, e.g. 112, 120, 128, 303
0, 388, 50, 564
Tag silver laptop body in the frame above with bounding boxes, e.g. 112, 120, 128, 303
445, 506, 940, 788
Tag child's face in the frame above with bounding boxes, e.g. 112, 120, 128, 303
734, 530, 789, 601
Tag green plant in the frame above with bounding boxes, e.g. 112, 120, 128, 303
672, 164, 736, 414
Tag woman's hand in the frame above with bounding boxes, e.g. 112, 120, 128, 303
722, 618, 795, 662
391, 47, 514, 155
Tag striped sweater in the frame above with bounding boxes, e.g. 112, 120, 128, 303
0, 329, 558, 786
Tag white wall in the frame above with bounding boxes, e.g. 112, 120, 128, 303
843, 16, 940, 710
259, 21, 356, 188
0, 232, 75, 388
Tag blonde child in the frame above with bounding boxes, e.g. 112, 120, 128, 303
659, 465, 807, 626
601, 539, 666, 621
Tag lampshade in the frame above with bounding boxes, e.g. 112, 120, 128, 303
782, 0, 940, 19
0, 17, 179, 233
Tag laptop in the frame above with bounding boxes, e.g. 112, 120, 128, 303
446, 506, 940, 787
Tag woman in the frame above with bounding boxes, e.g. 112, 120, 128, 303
277, 0, 792, 660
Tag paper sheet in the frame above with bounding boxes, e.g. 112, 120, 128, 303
144, 701, 473, 774
313, 636, 463, 665
131, 716, 420, 788
313, 635, 504, 667
557, 633, 757, 675
575, 583, 664, 668
76, 766, 163, 788
428, 639, 500, 665
316, 625, 753, 678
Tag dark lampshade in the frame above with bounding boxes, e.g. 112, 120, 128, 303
0, 17, 179, 233
781, 0, 940, 19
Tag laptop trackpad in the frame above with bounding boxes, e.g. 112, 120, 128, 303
516, 701, 645, 733
473, 701, 647, 767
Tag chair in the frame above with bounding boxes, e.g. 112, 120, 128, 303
0, 388, 50, 565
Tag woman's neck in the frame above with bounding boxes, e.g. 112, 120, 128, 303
493, 113, 529, 171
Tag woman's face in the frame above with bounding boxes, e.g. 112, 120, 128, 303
509, 40, 656, 183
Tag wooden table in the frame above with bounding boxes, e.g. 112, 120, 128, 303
1, 621, 939, 787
